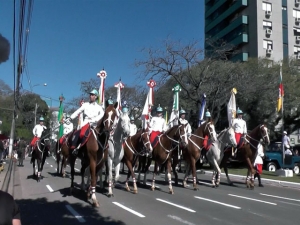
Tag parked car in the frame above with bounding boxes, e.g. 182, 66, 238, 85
263, 142, 300, 174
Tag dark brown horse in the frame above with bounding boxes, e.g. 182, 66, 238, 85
122, 128, 152, 194
182, 120, 217, 190
31, 129, 50, 182
142, 124, 188, 194
68, 103, 119, 207
220, 124, 270, 189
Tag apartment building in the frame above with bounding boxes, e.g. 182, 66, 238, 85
205, 0, 300, 62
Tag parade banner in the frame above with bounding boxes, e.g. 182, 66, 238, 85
97, 69, 107, 107
58, 95, 65, 138
114, 79, 125, 111
142, 79, 156, 129
169, 84, 181, 127
277, 65, 284, 112
77, 99, 84, 130
198, 94, 206, 126
227, 88, 237, 127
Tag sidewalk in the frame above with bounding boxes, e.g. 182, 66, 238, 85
0, 158, 16, 196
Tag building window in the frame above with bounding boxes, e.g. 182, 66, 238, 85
293, 9, 300, 18
263, 40, 273, 49
294, 46, 300, 55
262, 2, 272, 11
294, 27, 300, 36
263, 21, 272, 30
282, 6, 287, 10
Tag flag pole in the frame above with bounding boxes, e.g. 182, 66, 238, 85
280, 63, 285, 168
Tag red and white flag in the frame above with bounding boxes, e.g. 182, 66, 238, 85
142, 79, 156, 129
97, 69, 107, 108
114, 80, 125, 110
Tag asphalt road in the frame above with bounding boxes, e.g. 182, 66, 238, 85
14, 156, 300, 225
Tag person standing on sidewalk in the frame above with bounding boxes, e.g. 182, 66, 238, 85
254, 142, 264, 187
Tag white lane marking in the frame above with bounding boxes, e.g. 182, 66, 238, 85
75, 168, 80, 172
229, 194, 277, 205
260, 193, 300, 202
194, 196, 241, 209
50, 165, 53, 167
277, 200, 300, 207
168, 215, 196, 225
156, 198, 196, 213
112, 202, 145, 218
65, 205, 86, 223
46, 185, 54, 193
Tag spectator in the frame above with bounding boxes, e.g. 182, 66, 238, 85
0, 190, 21, 225
282, 131, 291, 150
17, 137, 26, 166
254, 142, 264, 187
0, 140, 4, 161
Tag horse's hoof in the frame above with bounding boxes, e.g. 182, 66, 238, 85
94, 201, 100, 208
194, 187, 199, 191
107, 193, 113, 198
133, 189, 138, 194
151, 187, 155, 191
169, 190, 174, 194
125, 187, 131, 192
212, 185, 216, 188
229, 182, 234, 186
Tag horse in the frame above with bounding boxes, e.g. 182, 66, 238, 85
220, 124, 270, 189
206, 127, 236, 187
99, 110, 131, 197
140, 124, 188, 194
55, 131, 75, 177
31, 129, 50, 182
181, 120, 217, 190
68, 103, 119, 207
122, 128, 152, 194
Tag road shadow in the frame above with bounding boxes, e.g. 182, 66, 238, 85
15, 197, 127, 225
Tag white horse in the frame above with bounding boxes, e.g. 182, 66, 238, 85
206, 127, 236, 187
102, 110, 130, 197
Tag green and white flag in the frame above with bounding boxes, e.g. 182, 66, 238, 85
169, 84, 181, 127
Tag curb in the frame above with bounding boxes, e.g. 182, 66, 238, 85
1, 159, 16, 196
202, 170, 300, 189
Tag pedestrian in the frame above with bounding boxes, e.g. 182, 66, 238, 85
17, 137, 26, 166
254, 142, 264, 187
0, 190, 21, 225
0, 140, 4, 161
282, 131, 291, 150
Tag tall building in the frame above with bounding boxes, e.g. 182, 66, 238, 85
205, 0, 300, 62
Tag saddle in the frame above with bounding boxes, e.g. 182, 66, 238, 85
69, 123, 92, 149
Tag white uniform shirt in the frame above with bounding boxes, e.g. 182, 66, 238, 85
70, 102, 104, 127
254, 143, 264, 165
285, 149, 293, 155
32, 124, 47, 138
129, 123, 137, 136
179, 118, 192, 136
282, 135, 290, 148
149, 116, 167, 133
232, 118, 247, 134
63, 122, 74, 135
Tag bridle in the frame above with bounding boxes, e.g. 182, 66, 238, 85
245, 125, 269, 149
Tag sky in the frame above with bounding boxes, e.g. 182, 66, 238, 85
0, 0, 204, 107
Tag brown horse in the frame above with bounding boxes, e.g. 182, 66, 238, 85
220, 124, 270, 189
122, 128, 152, 194
68, 103, 119, 207
142, 124, 188, 194
55, 131, 75, 177
182, 120, 217, 190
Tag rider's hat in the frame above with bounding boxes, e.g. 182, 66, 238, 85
122, 105, 129, 113
130, 116, 134, 121
237, 108, 243, 114
156, 104, 163, 112
205, 110, 211, 118
89, 89, 99, 96
179, 109, 186, 115
39, 117, 44, 121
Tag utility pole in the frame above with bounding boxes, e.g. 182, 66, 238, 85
34, 103, 38, 126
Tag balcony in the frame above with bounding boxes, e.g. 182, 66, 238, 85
229, 33, 248, 46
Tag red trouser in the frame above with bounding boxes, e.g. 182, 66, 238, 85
30, 136, 39, 146
235, 133, 243, 147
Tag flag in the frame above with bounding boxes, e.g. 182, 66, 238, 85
198, 94, 206, 126
142, 79, 156, 129
58, 95, 64, 138
77, 99, 84, 129
165, 108, 168, 125
114, 80, 124, 110
97, 69, 107, 107
277, 65, 284, 112
227, 88, 237, 127
169, 84, 181, 127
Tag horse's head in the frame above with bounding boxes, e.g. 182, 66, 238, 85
258, 124, 270, 145
226, 127, 237, 147
141, 128, 152, 152
169, 123, 188, 147
201, 121, 217, 141
118, 111, 131, 137
101, 103, 119, 133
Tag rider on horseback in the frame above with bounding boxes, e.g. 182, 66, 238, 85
65, 89, 105, 156
200, 110, 212, 163
129, 116, 137, 136
232, 108, 247, 157
148, 105, 167, 157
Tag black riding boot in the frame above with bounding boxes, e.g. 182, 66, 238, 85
257, 173, 263, 187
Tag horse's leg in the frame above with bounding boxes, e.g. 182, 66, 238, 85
69, 155, 76, 195
183, 161, 191, 188
172, 154, 179, 186
56, 152, 61, 176
88, 153, 99, 207
107, 157, 114, 197
151, 161, 157, 191
245, 157, 255, 189
167, 159, 174, 194
62, 156, 67, 178
144, 157, 152, 185
81, 161, 88, 191
32, 158, 36, 177
124, 157, 138, 193
213, 158, 221, 187
190, 157, 198, 190
221, 154, 233, 185
37, 158, 41, 182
